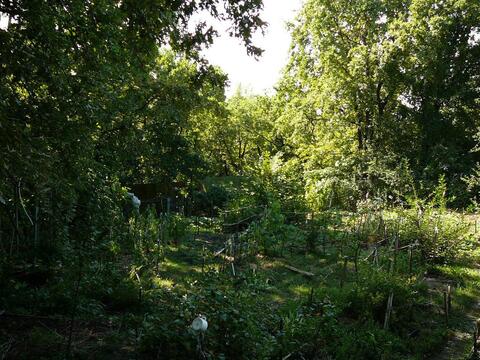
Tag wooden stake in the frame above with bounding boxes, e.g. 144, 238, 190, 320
232, 234, 236, 265
392, 236, 399, 273
447, 285, 452, 313
202, 243, 206, 274
408, 245, 413, 275
34, 205, 39, 267
373, 247, 379, 266
384, 292, 394, 330
443, 291, 449, 327
309, 287, 314, 305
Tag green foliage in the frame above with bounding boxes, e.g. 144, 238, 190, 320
396, 183, 474, 263
191, 92, 277, 177
161, 213, 192, 245
405, 209, 472, 263
192, 181, 230, 215
272, 0, 480, 208
0, 0, 266, 270
431, 175, 450, 210
139, 272, 276, 359
27, 326, 64, 358
305, 166, 360, 211
247, 201, 303, 256
2, 0, 480, 358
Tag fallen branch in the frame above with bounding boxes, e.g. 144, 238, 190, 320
283, 264, 314, 277
214, 247, 225, 257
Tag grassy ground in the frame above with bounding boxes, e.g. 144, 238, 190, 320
147, 230, 477, 358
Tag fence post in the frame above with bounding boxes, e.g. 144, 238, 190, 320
374, 246, 379, 267
392, 236, 399, 273
443, 291, 449, 327
384, 292, 394, 330
408, 245, 413, 275
447, 285, 452, 314
34, 205, 39, 267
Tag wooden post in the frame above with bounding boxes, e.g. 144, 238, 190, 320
220, 240, 227, 273
408, 245, 413, 275
392, 236, 399, 273
135, 271, 142, 304
373, 247, 379, 267
202, 243, 206, 274
155, 224, 161, 273
384, 292, 394, 330
34, 205, 39, 267
443, 291, 449, 327
308, 287, 314, 305
447, 285, 452, 314
11, 181, 19, 256
195, 331, 207, 360
232, 234, 236, 265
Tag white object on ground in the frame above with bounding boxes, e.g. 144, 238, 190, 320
127, 192, 141, 209
191, 315, 208, 332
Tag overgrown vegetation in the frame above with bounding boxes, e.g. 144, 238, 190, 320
1, 0, 480, 359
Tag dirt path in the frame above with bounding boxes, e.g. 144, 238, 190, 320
428, 271, 480, 360
434, 327, 476, 360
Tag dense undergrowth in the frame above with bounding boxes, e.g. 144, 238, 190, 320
2, 181, 480, 359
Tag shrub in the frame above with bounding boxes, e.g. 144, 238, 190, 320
139, 272, 276, 359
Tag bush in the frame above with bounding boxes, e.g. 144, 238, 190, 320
246, 201, 304, 256
399, 207, 473, 263
139, 272, 276, 359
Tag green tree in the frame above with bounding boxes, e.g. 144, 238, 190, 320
192, 91, 277, 176
274, 0, 480, 208
0, 0, 265, 261
391, 0, 480, 202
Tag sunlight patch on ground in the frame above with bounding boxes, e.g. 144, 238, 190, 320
291, 284, 312, 297
153, 277, 175, 289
